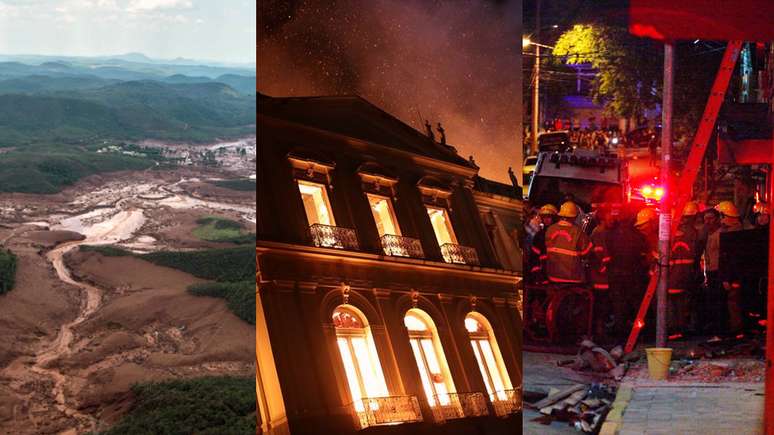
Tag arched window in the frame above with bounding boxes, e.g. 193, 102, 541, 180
465, 313, 513, 401
404, 309, 456, 407
333, 306, 389, 411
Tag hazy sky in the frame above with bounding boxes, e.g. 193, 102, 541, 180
259, 0, 522, 183
0, 0, 256, 64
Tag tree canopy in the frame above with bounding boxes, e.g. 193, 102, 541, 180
552, 24, 662, 120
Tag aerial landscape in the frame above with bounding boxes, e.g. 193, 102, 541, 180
0, 52, 256, 433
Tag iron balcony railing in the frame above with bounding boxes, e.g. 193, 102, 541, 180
431, 392, 489, 423
349, 395, 423, 430
309, 223, 359, 250
490, 388, 522, 417
380, 234, 425, 258
440, 243, 480, 266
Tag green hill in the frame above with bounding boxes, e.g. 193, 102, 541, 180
0, 80, 254, 146
0, 147, 154, 193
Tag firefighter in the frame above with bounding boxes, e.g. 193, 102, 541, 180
545, 201, 592, 284
634, 207, 659, 269
528, 204, 558, 285
607, 208, 649, 341
590, 205, 614, 338
700, 207, 724, 333
716, 201, 745, 334
667, 201, 700, 335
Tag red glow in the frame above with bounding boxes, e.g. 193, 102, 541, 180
640, 184, 665, 202
759, 320, 767, 326
668, 333, 683, 340
635, 319, 645, 328
736, 334, 745, 339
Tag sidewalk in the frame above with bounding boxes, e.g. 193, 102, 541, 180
602, 363, 764, 434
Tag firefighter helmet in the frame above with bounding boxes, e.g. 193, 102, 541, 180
714, 201, 740, 218
635, 207, 657, 227
682, 201, 699, 216
539, 204, 558, 215
558, 201, 579, 218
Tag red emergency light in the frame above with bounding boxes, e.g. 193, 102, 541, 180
641, 184, 665, 202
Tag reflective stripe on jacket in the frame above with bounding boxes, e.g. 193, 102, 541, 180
589, 225, 611, 290
545, 220, 592, 284
667, 224, 698, 293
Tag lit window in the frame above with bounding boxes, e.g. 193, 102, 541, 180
367, 194, 401, 237
404, 310, 456, 407
333, 306, 389, 412
425, 206, 457, 246
297, 180, 335, 226
465, 313, 513, 401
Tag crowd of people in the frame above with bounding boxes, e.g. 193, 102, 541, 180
525, 192, 771, 344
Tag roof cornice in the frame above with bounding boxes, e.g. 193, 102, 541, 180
259, 113, 480, 178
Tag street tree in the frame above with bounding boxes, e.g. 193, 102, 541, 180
552, 24, 662, 122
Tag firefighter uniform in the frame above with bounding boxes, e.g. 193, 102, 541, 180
527, 205, 557, 285
589, 224, 611, 290
667, 202, 700, 333
607, 214, 649, 340
716, 201, 745, 334
590, 212, 613, 338
545, 202, 592, 284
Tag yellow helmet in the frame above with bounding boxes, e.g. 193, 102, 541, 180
714, 200, 740, 218
635, 207, 657, 227
558, 201, 580, 218
538, 204, 558, 215
682, 201, 699, 217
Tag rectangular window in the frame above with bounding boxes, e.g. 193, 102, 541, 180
367, 194, 401, 236
426, 206, 457, 246
297, 180, 335, 226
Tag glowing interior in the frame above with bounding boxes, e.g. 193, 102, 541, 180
333, 306, 389, 412
405, 310, 455, 408
466, 313, 512, 401
297, 180, 334, 226
426, 206, 456, 246
368, 194, 400, 236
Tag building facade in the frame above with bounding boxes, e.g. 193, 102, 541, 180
257, 94, 523, 435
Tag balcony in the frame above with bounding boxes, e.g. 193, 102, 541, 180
440, 243, 480, 266
490, 388, 522, 417
309, 223, 359, 250
349, 395, 423, 430
431, 392, 489, 422
380, 234, 425, 258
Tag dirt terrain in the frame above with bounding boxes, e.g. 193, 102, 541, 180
0, 156, 256, 433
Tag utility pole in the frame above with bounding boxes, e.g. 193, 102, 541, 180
531, 0, 541, 155
656, 42, 674, 348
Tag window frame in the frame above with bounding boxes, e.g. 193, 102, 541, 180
425, 205, 458, 246
404, 309, 457, 408
332, 305, 389, 410
366, 193, 402, 237
464, 313, 513, 401
297, 179, 336, 227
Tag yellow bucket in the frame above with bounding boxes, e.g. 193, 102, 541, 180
645, 347, 673, 380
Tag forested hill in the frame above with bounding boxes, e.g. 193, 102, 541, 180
0, 80, 255, 145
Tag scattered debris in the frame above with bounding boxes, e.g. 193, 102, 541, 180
669, 359, 765, 382
526, 383, 617, 433
564, 339, 631, 380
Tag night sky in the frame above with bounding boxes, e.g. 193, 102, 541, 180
258, 0, 523, 183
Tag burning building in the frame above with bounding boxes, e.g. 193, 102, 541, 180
257, 93, 523, 434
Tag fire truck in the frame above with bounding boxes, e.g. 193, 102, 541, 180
524, 148, 660, 346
